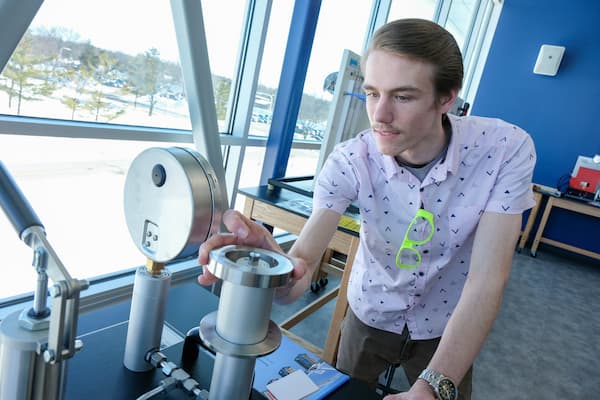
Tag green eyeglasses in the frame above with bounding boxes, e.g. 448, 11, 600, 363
395, 208, 435, 269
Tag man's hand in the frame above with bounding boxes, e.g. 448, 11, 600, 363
197, 209, 311, 303
383, 379, 436, 400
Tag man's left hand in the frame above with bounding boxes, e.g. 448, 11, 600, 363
383, 379, 436, 400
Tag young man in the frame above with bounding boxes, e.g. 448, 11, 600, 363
198, 19, 536, 400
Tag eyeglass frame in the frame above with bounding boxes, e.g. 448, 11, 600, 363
395, 208, 435, 269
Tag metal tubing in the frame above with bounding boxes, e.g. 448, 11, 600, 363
123, 267, 171, 372
209, 354, 255, 400
216, 282, 274, 344
34, 360, 66, 400
32, 263, 48, 316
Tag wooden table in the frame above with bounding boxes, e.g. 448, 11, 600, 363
530, 196, 600, 259
517, 191, 543, 252
239, 185, 359, 365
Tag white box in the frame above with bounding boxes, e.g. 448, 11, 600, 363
533, 45, 565, 76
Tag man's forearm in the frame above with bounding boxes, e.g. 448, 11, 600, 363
275, 208, 342, 304
427, 276, 507, 384
425, 212, 521, 385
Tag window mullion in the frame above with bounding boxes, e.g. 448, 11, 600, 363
225, 0, 272, 208
0, 0, 42, 73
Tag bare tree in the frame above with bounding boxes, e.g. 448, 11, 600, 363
0, 33, 55, 114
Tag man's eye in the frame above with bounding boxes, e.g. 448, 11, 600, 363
395, 95, 411, 102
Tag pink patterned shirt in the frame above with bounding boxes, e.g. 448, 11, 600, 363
314, 114, 536, 339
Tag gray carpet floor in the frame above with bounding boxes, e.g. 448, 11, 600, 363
271, 246, 600, 399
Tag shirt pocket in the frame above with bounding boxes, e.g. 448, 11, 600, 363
448, 205, 482, 249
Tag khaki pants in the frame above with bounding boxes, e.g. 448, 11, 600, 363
336, 308, 472, 399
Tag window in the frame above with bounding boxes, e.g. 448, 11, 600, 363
0, 134, 188, 298
444, 0, 480, 52
388, 0, 437, 20
249, 0, 294, 139
0, 0, 245, 131
0, 0, 245, 300
1, 1, 190, 129
278, 0, 372, 181
0, 0, 501, 302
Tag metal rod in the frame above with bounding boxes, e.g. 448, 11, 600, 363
32, 248, 49, 316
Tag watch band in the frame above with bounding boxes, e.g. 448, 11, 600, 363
418, 368, 458, 400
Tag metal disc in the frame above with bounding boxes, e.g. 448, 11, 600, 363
199, 311, 282, 357
124, 147, 223, 262
207, 245, 293, 288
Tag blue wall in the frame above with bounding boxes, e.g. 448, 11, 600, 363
471, 0, 600, 255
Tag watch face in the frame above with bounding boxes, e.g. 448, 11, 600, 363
438, 377, 458, 400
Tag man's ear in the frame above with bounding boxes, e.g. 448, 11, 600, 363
439, 89, 459, 114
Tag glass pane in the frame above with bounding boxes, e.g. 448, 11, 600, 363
445, 0, 479, 51
250, 0, 294, 138
0, 134, 201, 300
285, 148, 320, 178
388, 0, 437, 21
203, 0, 247, 132
296, 0, 372, 147
0, 0, 245, 132
233, 146, 267, 211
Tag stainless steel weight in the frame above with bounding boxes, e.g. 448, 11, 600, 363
200, 245, 293, 400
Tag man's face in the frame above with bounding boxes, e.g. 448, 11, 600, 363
363, 50, 452, 162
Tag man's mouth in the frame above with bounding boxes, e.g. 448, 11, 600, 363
373, 127, 400, 136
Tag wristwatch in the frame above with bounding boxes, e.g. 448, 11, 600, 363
418, 368, 458, 400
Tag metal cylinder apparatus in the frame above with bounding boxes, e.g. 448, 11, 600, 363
0, 311, 64, 400
200, 245, 293, 400
123, 267, 171, 372
122, 147, 222, 372
0, 162, 88, 400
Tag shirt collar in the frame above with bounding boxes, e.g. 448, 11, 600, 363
375, 115, 462, 182
441, 114, 461, 177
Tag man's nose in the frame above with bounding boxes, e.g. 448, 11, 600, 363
371, 98, 393, 124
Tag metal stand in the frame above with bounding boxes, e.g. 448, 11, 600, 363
123, 264, 171, 372
122, 146, 223, 375
0, 162, 88, 400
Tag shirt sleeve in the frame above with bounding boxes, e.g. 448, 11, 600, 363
485, 127, 537, 214
313, 144, 360, 214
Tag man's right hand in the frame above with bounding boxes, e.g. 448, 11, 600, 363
197, 209, 283, 286
196, 210, 313, 305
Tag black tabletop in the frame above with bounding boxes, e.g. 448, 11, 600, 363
66, 279, 379, 400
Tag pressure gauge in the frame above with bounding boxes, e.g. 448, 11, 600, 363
123, 147, 223, 262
